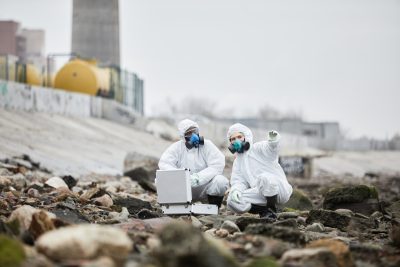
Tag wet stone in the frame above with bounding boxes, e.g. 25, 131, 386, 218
51, 208, 89, 224
245, 224, 306, 245
236, 217, 275, 231
137, 209, 162, 220
306, 209, 351, 231
221, 220, 240, 234
323, 185, 381, 215
113, 196, 152, 215
273, 218, 298, 228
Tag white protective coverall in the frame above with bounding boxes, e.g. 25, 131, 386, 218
158, 119, 229, 200
226, 123, 293, 213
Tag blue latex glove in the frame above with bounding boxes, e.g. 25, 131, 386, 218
190, 134, 200, 145
190, 173, 200, 187
232, 140, 242, 152
231, 190, 242, 203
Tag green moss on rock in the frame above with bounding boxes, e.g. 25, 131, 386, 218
323, 185, 379, 210
0, 234, 26, 267
282, 189, 313, 211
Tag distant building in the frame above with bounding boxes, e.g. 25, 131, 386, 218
0, 20, 20, 56
218, 117, 340, 150
71, 0, 120, 66
0, 20, 46, 71
18, 29, 45, 70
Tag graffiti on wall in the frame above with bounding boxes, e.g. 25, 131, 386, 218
279, 156, 305, 177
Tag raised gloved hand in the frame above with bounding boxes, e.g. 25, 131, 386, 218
268, 130, 278, 141
231, 190, 242, 203
190, 173, 200, 187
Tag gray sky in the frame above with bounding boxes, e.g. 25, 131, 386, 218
1, 0, 399, 139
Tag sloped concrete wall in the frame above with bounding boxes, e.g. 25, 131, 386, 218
0, 79, 140, 124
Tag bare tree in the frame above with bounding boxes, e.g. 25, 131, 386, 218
258, 104, 282, 120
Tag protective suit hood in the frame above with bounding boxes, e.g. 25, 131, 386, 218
227, 123, 253, 144
178, 119, 199, 137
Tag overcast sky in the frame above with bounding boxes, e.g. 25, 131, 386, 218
1, 0, 399, 139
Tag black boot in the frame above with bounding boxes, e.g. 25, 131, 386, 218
249, 204, 267, 214
207, 195, 224, 208
259, 195, 278, 220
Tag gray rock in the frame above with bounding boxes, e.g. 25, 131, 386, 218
44, 176, 68, 189
236, 217, 274, 231
51, 208, 89, 224
137, 209, 162, 220
386, 200, 400, 219
35, 224, 132, 264
7, 205, 56, 234
278, 212, 299, 219
93, 194, 114, 207
306, 222, 325, 233
8, 173, 27, 190
347, 216, 377, 237
280, 247, 339, 267
274, 218, 298, 228
390, 219, 400, 247
349, 242, 383, 265
215, 228, 229, 238
221, 220, 240, 234
370, 211, 383, 220
245, 224, 306, 245
305, 231, 339, 242
323, 185, 381, 215
335, 209, 354, 217
81, 256, 116, 267
152, 221, 239, 267
113, 196, 152, 215
190, 216, 203, 229
306, 209, 352, 231
123, 152, 159, 182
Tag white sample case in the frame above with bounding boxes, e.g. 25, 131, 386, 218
156, 169, 192, 204
156, 169, 218, 215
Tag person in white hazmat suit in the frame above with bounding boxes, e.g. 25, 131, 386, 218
226, 123, 293, 219
158, 119, 229, 209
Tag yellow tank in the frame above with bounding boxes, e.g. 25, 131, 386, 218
54, 59, 110, 96
25, 64, 42, 86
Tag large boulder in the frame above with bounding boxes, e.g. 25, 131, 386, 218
35, 224, 132, 265
306, 209, 351, 231
322, 185, 380, 215
123, 152, 159, 183
282, 189, 313, 211
152, 221, 239, 267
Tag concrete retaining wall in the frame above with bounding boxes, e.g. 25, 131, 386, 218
0, 79, 141, 124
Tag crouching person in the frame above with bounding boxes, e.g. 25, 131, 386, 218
158, 119, 229, 210
226, 123, 293, 219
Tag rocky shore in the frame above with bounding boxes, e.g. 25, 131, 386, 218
0, 155, 399, 267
